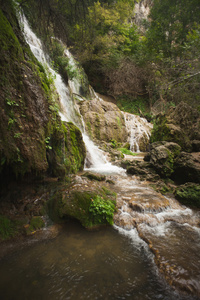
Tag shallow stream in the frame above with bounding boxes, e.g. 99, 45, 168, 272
0, 220, 198, 300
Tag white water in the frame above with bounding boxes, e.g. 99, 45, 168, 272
20, 13, 125, 174
16, 12, 200, 298
123, 112, 152, 152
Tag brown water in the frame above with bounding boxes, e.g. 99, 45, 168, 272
0, 221, 198, 300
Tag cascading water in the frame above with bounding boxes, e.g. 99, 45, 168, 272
123, 112, 153, 152
16, 12, 200, 300
20, 13, 124, 175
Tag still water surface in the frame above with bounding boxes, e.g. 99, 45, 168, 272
0, 221, 197, 300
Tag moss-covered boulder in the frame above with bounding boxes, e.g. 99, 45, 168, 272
47, 176, 117, 228
79, 98, 127, 143
175, 183, 200, 208
149, 142, 181, 177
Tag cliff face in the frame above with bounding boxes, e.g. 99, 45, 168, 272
133, 0, 153, 31
0, 1, 86, 184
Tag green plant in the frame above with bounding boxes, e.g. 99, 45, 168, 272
118, 148, 138, 156
89, 195, 115, 225
5, 98, 19, 107
14, 132, 22, 138
45, 136, 52, 150
110, 139, 118, 148
8, 117, 16, 129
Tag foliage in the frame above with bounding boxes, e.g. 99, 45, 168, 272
143, 0, 200, 106
118, 148, 138, 156
116, 94, 150, 115
89, 195, 115, 225
146, 0, 200, 58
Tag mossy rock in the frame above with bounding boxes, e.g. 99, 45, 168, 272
83, 172, 106, 181
149, 142, 181, 178
48, 187, 116, 229
175, 183, 200, 208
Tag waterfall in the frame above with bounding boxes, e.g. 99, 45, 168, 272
123, 112, 153, 152
19, 13, 124, 175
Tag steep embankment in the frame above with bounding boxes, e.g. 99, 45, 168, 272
0, 1, 86, 184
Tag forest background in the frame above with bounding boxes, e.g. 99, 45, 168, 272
16, 0, 200, 117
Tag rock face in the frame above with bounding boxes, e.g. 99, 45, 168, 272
0, 4, 85, 183
150, 102, 200, 152
145, 142, 200, 183
79, 98, 128, 143
133, 0, 153, 32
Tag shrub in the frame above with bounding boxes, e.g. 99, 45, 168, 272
89, 195, 115, 225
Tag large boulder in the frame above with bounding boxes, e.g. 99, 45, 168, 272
47, 175, 117, 228
148, 142, 181, 177
79, 98, 128, 143
173, 152, 200, 183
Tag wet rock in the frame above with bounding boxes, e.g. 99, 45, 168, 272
121, 160, 160, 181
83, 172, 106, 181
129, 192, 170, 213
138, 222, 200, 298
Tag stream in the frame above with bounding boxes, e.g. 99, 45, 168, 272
0, 11, 200, 300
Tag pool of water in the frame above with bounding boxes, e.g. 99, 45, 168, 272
0, 221, 197, 300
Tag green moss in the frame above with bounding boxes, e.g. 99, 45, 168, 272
94, 113, 101, 140
150, 116, 170, 143
116, 95, 150, 115
118, 148, 138, 156
86, 121, 93, 139
0, 9, 23, 60
175, 183, 200, 208
63, 122, 86, 174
